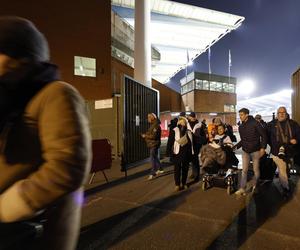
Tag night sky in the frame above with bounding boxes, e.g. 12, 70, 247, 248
167, 0, 300, 99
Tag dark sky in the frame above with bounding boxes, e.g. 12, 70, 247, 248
167, 0, 300, 98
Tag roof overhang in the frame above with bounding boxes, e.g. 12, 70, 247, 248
112, 0, 245, 83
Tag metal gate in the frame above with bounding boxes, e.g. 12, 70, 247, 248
122, 75, 159, 170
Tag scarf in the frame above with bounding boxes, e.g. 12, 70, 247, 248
0, 62, 59, 133
276, 120, 292, 144
176, 126, 189, 146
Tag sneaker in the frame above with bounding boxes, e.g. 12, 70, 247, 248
147, 175, 155, 180
156, 170, 164, 175
174, 185, 180, 191
235, 188, 246, 196
182, 185, 189, 190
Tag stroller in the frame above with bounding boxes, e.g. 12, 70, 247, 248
200, 140, 239, 195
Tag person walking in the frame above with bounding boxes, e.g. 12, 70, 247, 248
0, 16, 91, 250
267, 106, 300, 195
187, 112, 206, 182
166, 117, 178, 163
235, 108, 267, 195
142, 113, 163, 180
255, 114, 267, 129
172, 118, 193, 191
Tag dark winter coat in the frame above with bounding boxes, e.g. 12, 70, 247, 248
267, 119, 300, 156
237, 115, 267, 153
0, 62, 91, 250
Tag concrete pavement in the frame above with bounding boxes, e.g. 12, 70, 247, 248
78, 159, 300, 250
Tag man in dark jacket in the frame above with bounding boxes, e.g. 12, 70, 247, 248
267, 106, 300, 194
166, 117, 178, 161
187, 112, 207, 182
142, 113, 163, 180
255, 114, 267, 129
235, 108, 267, 195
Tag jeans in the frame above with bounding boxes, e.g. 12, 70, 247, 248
240, 150, 260, 189
271, 155, 289, 189
150, 147, 162, 175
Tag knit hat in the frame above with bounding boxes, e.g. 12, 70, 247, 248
0, 16, 49, 62
189, 112, 196, 118
179, 111, 186, 117
255, 114, 262, 120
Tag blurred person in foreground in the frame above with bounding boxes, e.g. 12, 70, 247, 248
0, 16, 91, 250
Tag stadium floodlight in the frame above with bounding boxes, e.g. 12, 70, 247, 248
237, 79, 255, 97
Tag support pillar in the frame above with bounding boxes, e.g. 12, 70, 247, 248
134, 0, 151, 87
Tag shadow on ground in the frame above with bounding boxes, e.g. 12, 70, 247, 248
77, 188, 193, 250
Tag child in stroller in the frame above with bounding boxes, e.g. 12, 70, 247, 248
201, 124, 239, 194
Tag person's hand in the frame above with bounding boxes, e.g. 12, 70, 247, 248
290, 139, 297, 145
259, 148, 265, 158
141, 134, 146, 138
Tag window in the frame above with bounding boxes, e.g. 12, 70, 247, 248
195, 79, 202, 90
228, 83, 235, 93
224, 104, 235, 112
210, 81, 222, 92
181, 84, 188, 94
202, 80, 209, 90
74, 56, 96, 77
187, 81, 195, 92
223, 82, 229, 92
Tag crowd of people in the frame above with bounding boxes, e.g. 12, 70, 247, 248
142, 107, 300, 196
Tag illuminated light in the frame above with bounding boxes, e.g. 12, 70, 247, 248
237, 79, 255, 96
188, 60, 193, 66
209, 113, 217, 116
112, 0, 245, 83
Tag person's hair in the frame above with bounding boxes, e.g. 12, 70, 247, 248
214, 117, 222, 124
217, 124, 225, 130
239, 108, 249, 114
277, 106, 287, 114
255, 114, 262, 120
148, 113, 157, 119
177, 117, 187, 126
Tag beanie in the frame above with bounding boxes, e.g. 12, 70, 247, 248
0, 16, 49, 62
189, 112, 196, 118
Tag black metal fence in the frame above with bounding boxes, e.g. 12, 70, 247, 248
122, 76, 159, 170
